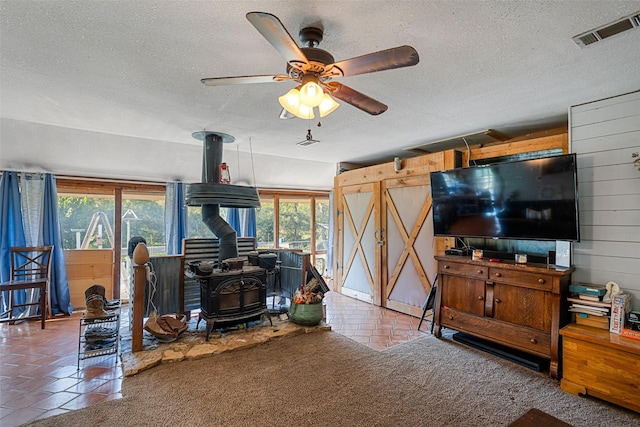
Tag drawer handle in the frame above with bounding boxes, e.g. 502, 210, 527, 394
448, 315, 454, 320
477, 270, 483, 274
495, 272, 502, 277
444, 265, 450, 269
530, 338, 537, 344
477, 296, 484, 301
494, 298, 501, 304
538, 278, 545, 284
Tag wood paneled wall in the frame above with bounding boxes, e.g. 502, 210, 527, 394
570, 90, 640, 310
64, 249, 114, 310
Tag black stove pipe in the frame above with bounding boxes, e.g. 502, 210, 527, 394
201, 132, 237, 263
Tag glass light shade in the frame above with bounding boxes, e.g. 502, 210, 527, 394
318, 93, 340, 117
278, 88, 301, 114
295, 103, 315, 119
299, 81, 324, 107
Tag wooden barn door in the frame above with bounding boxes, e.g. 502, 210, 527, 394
381, 176, 437, 317
335, 182, 381, 305
333, 150, 459, 316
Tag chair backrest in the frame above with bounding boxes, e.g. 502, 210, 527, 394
10, 246, 54, 282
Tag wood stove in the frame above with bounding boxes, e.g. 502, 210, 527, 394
185, 130, 266, 340
194, 265, 271, 340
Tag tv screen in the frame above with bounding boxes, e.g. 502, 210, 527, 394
430, 153, 580, 241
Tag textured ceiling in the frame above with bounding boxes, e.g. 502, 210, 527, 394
1, 1, 640, 189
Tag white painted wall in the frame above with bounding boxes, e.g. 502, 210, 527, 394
0, 118, 336, 190
570, 90, 640, 310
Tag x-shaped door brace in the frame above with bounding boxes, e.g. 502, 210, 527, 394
384, 191, 433, 300
341, 193, 375, 290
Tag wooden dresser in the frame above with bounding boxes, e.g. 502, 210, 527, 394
560, 323, 640, 413
433, 256, 573, 378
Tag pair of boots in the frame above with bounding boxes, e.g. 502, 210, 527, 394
85, 284, 109, 318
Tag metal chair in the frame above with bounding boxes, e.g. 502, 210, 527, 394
417, 274, 438, 334
0, 246, 53, 329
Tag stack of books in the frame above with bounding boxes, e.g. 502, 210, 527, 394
622, 310, 640, 340
568, 283, 610, 329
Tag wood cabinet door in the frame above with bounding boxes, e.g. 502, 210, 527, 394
440, 274, 485, 316
491, 283, 551, 332
382, 175, 437, 316
335, 182, 381, 305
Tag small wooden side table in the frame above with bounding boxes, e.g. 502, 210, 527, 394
560, 323, 640, 413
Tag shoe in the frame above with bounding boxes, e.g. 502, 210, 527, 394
85, 294, 108, 318
85, 284, 108, 318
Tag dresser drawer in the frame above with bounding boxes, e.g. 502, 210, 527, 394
441, 307, 551, 357
489, 267, 552, 291
440, 261, 488, 280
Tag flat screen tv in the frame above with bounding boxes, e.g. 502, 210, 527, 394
430, 153, 580, 241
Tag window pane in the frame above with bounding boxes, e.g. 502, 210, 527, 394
256, 200, 274, 248
315, 199, 330, 251
187, 206, 216, 239
58, 195, 115, 250
279, 200, 311, 251
315, 199, 330, 273
122, 193, 165, 256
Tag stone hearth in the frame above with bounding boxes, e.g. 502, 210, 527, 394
119, 315, 330, 377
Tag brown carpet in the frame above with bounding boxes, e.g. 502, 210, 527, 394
20, 331, 640, 427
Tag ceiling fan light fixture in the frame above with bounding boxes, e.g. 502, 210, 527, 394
318, 93, 340, 117
299, 80, 324, 107
295, 103, 315, 119
278, 87, 301, 111
279, 87, 314, 118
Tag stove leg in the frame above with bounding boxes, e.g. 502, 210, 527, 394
205, 322, 214, 341
263, 310, 272, 326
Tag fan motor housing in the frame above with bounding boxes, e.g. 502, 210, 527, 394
299, 26, 324, 47
287, 47, 335, 76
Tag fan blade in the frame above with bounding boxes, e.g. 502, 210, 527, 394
246, 12, 308, 66
201, 75, 291, 86
327, 45, 419, 77
325, 82, 388, 115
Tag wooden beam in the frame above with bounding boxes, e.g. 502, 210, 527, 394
273, 195, 280, 249
463, 133, 568, 164
56, 178, 165, 195
113, 188, 122, 300
131, 264, 146, 352
310, 196, 316, 268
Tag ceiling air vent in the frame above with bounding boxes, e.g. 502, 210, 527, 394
573, 11, 640, 47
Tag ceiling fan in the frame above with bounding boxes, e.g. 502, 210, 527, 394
201, 12, 420, 119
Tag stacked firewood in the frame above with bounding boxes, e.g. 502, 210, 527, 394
292, 278, 324, 304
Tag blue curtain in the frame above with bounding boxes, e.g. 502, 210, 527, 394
226, 207, 256, 239
244, 208, 257, 238
0, 171, 27, 316
227, 208, 241, 236
42, 174, 72, 315
165, 182, 187, 255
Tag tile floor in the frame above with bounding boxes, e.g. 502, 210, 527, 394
0, 291, 432, 426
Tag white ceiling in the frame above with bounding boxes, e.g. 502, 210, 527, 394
1, 1, 640, 190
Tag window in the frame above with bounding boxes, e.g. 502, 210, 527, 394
58, 195, 116, 250
56, 179, 166, 301
279, 198, 312, 251
254, 192, 330, 272
315, 199, 330, 273
121, 191, 165, 256
256, 199, 275, 248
